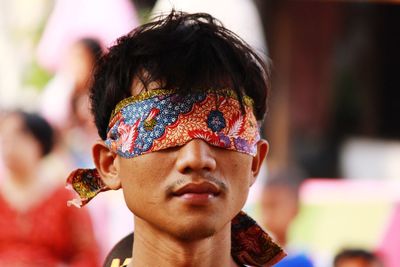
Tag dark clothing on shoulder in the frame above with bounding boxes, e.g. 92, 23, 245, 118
103, 233, 133, 267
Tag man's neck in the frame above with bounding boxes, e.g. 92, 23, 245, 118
129, 217, 240, 267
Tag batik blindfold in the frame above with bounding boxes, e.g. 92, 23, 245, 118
106, 89, 260, 158
67, 89, 260, 207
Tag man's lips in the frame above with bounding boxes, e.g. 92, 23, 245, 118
172, 182, 221, 197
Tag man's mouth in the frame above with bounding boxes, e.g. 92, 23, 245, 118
172, 182, 221, 203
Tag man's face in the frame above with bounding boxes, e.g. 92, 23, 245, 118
94, 81, 267, 241
116, 139, 258, 241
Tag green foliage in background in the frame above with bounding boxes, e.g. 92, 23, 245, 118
23, 60, 52, 91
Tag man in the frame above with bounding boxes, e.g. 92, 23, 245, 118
67, 11, 285, 267
334, 249, 384, 267
261, 166, 314, 267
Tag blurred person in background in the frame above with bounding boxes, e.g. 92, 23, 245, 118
68, 38, 103, 131
40, 37, 102, 130
64, 38, 104, 167
40, 37, 103, 167
40, 36, 134, 260
0, 111, 100, 266
36, 0, 139, 72
261, 165, 314, 267
334, 249, 384, 267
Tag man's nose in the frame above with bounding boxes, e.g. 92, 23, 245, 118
175, 139, 217, 174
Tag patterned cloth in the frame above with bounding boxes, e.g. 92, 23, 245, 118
231, 211, 286, 266
106, 89, 260, 158
67, 89, 260, 207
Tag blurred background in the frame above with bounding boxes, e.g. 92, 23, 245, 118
0, 0, 399, 266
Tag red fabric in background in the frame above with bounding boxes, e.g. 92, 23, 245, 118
0, 186, 100, 267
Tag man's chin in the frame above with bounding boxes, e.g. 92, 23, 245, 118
173, 225, 218, 242
172, 215, 235, 242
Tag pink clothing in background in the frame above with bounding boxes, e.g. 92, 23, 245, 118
378, 203, 400, 267
37, 0, 139, 72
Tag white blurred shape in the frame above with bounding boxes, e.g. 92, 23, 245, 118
151, 0, 268, 57
340, 138, 400, 180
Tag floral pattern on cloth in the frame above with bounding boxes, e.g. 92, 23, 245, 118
106, 89, 260, 158
232, 211, 286, 266
106, 211, 285, 267
66, 168, 107, 207
66, 89, 260, 207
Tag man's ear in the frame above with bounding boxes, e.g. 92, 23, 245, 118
92, 141, 121, 190
249, 139, 269, 186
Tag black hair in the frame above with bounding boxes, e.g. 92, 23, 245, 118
18, 111, 54, 156
90, 11, 270, 140
334, 249, 383, 267
78, 37, 103, 62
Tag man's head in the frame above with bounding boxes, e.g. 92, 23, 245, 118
90, 11, 269, 140
89, 11, 270, 241
334, 249, 384, 267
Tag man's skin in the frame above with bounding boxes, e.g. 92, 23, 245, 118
92, 82, 269, 267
